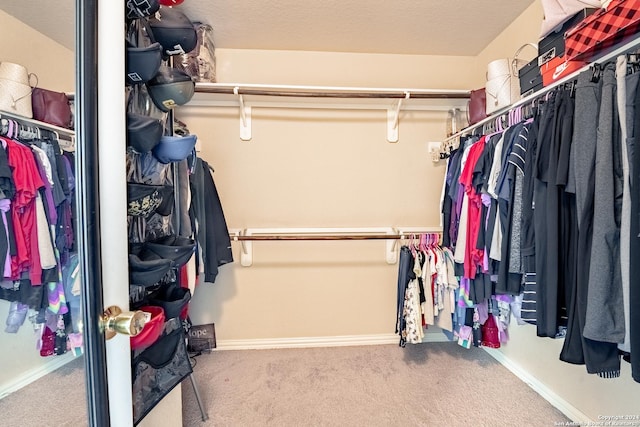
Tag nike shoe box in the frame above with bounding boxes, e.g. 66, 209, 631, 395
540, 56, 587, 87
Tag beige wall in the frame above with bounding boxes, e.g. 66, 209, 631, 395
216, 48, 475, 89
186, 2, 639, 422
0, 10, 75, 395
3, 2, 634, 423
183, 49, 475, 341
472, 1, 543, 88
0, 10, 74, 92
185, 5, 541, 343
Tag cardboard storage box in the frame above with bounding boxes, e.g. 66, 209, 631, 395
565, 0, 640, 61
538, 8, 597, 66
519, 57, 543, 95
541, 56, 587, 87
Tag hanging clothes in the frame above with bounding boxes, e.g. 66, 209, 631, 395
533, 90, 563, 338
459, 136, 487, 280
616, 55, 632, 356
439, 59, 636, 381
3, 136, 45, 285
395, 235, 460, 346
188, 156, 233, 284
496, 122, 528, 296
0, 128, 78, 354
583, 63, 625, 348
629, 62, 640, 383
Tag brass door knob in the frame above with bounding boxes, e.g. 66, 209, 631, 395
101, 306, 147, 340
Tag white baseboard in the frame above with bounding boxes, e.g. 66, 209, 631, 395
483, 347, 592, 424
217, 331, 450, 351
0, 352, 76, 400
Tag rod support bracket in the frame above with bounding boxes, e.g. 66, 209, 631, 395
386, 228, 398, 264
387, 91, 410, 143
239, 229, 253, 266
234, 86, 252, 141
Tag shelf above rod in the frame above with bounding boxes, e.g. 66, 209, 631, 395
195, 83, 471, 100
442, 34, 640, 147
190, 84, 470, 143
0, 109, 75, 138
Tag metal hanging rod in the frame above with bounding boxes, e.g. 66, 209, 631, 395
231, 233, 440, 241
229, 227, 442, 266
195, 83, 471, 100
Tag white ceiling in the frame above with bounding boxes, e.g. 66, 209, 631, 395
0, 0, 534, 56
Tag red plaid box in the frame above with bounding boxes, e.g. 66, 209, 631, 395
565, 0, 640, 61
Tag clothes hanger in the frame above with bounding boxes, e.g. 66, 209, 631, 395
28, 124, 38, 139
499, 113, 509, 130
590, 63, 602, 83
523, 106, 534, 124
419, 233, 427, 253
626, 53, 640, 75
482, 119, 492, 136
486, 118, 497, 136
517, 105, 529, 125
0, 119, 8, 137
407, 233, 415, 256
7, 120, 16, 139
22, 124, 37, 140
411, 234, 420, 258
485, 117, 504, 139
432, 232, 440, 247
401, 233, 410, 249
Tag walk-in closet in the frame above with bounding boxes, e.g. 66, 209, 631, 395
0, 1, 638, 426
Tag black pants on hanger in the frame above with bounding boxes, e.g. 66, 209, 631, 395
534, 90, 560, 338
628, 69, 640, 383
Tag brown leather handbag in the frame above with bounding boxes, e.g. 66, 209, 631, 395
467, 88, 487, 126
31, 87, 73, 129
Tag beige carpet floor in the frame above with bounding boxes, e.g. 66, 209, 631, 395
0, 355, 87, 427
0, 342, 571, 427
182, 343, 570, 427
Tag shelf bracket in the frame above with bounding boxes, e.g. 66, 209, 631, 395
238, 229, 253, 266
385, 228, 398, 264
234, 86, 252, 141
387, 91, 409, 143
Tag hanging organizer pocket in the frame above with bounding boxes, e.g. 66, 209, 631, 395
132, 318, 193, 425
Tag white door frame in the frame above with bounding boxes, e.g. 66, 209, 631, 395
97, 0, 132, 425
77, 0, 132, 425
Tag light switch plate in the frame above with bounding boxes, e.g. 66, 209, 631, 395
427, 141, 441, 162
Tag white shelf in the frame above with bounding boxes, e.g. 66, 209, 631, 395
0, 109, 75, 139
446, 33, 640, 142
187, 83, 470, 142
